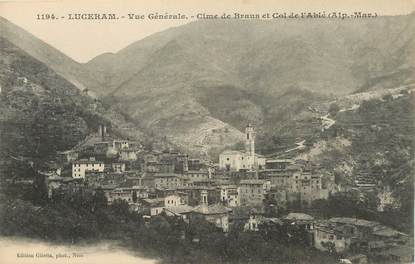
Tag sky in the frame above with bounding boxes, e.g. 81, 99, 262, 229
0, 0, 414, 63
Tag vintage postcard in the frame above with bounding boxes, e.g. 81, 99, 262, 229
0, 0, 414, 263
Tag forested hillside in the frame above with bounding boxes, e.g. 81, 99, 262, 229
0, 37, 143, 178
296, 90, 415, 232
334, 92, 414, 212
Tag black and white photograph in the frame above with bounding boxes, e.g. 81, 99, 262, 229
0, 0, 414, 263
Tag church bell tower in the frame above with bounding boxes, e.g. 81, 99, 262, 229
245, 123, 255, 157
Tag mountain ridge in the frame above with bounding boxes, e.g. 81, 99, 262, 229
1, 14, 415, 157
0, 36, 149, 164
0, 16, 101, 94
94, 14, 414, 156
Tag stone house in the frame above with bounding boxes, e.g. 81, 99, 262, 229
220, 185, 239, 207
154, 173, 182, 189
72, 157, 105, 178
190, 204, 232, 232
238, 179, 271, 206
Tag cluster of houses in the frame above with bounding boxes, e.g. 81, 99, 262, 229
45, 124, 334, 209
313, 217, 412, 263
38, 124, 412, 262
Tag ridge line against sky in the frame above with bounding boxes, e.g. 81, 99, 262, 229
0, 0, 414, 63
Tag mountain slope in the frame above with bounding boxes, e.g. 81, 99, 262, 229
2, 14, 414, 157
84, 14, 414, 155
0, 17, 100, 94
89, 14, 415, 96
309, 89, 414, 224
0, 37, 145, 170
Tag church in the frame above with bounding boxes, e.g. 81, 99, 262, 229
219, 124, 265, 171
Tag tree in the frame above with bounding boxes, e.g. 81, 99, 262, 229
92, 188, 107, 212
187, 217, 220, 243
110, 200, 131, 221
328, 103, 340, 117
321, 241, 336, 254
382, 94, 393, 102
263, 196, 281, 217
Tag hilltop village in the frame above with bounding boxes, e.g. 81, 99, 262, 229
19, 122, 410, 263
0, 10, 414, 264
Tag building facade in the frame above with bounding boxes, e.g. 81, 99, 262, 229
238, 180, 271, 206
220, 185, 239, 207
154, 173, 183, 189
219, 124, 265, 171
164, 194, 185, 207
72, 157, 105, 178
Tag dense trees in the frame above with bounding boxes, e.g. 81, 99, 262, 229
311, 191, 377, 219
0, 186, 137, 242
0, 185, 337, 264
311, 190, 413, 234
